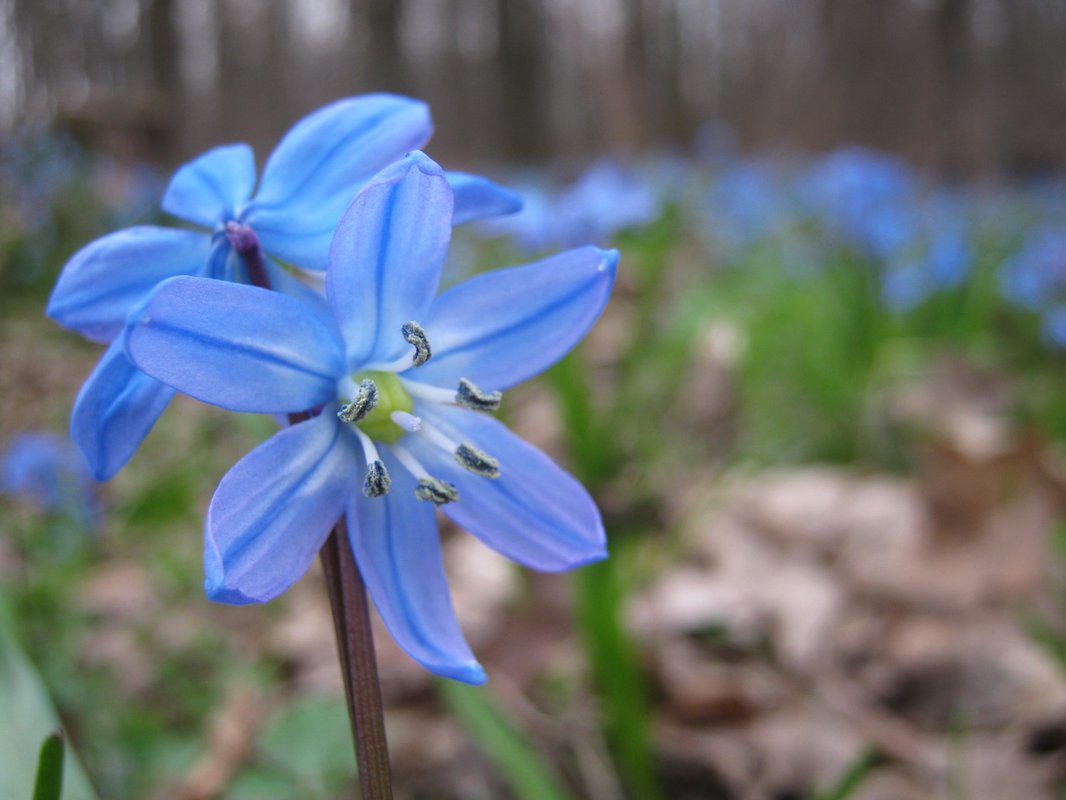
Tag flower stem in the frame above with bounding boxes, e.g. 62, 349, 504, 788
240, 236, 394, 797
319, 517, 394, 799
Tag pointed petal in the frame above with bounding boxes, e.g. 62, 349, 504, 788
125, 276, 344, 413
251, 95, 433, 271
46, 226, 212, 343
327, 152, 453, 368
447, 171, 523, 225
413, 247, 618, 390
162, 143, 256, 228
205, 413, 358, 604
70, 337, 175, 481
348, 450, 485, 684
408, 406, 606, 572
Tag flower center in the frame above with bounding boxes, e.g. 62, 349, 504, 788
344, 371, 413, 445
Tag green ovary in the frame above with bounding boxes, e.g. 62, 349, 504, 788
351, 370, 413, 444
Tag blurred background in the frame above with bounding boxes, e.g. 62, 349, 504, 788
5, 0, 1066, 171
5, 1, 1066, 798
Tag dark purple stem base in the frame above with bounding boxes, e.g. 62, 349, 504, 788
227, 222, 272, 289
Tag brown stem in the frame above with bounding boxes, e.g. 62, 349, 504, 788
319, 519, 394, 799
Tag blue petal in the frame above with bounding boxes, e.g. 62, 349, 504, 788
407, 405, 607, 571
70, 337, 175, 481
205, 413, 358, 604
264, 257, 332, 321
447, 171, 523, 225
125, 276, 344, 413
327, 152, 453, 368
250, 95, 433, 271
46, 226, 212, 344
348, 449, 485, 684
162, 143, 256, 228
413, 247, 618, 390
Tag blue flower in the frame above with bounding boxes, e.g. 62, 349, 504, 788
123, 152, 615, 684
999, 225, 1066, 311
1, 432, 100, 529
705, 159, 795, 254
480, 160, 658, 251
46, 95, 521, 481
801, 146, 917, 259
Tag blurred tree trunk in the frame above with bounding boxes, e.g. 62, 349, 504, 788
147, 0, 178, 96
934, 0, 971, 175
363, 0, 410, 93
496, 0, 547, 159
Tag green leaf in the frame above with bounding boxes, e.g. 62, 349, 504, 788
441, 681, 576, 800
33, 732, 64, 800
257, 695, 354, 797
0, 597, 97, 800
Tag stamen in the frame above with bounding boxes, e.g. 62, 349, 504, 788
456, 378, 502, 411
393, 445, 460, 506
415, 477, 459, 505
417, 422, 500, 479
402, 379, 459, 405
337, 378, 378, 423
354, 428, 391, 497
363, 460, 392, 497
390, 410, 422, 432
454, 442, 500, 478
401, 321, 432, 367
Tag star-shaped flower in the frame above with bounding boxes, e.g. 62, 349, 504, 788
46, 95, 520, 481
124, 152, 616, 683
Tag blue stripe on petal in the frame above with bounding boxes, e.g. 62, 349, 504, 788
251, 95, 433, 271
70, 337, 175, 481
348, 449, 485, 684
125, 276, 344, 413
162, 143, 256, 228
413, 247, 618, 390
407, 405, 607, 572
205, 413, 358, 604
46, 226, 212, 344
327, 152, 454, 368
447, 171, 523, 226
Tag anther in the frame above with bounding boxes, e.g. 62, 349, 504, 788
454, 442, 500, 478
415, 477, 459, 505
456, 378, 502, 411
401, 321, 431, 367
338, 378, 378, 423
363, 460, 392, 497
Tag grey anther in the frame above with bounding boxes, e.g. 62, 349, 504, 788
401, 321, 431, 367
363, 460, 392, 497
414, 477, 459, 505
454, 442, 500, 479
338, 378, 378, 423
455, 378, 502, 412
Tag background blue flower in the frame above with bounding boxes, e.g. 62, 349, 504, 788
1, 432, 100, 531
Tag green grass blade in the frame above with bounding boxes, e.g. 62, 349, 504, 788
815, 749, 877, 800
33, 732, 65, 800
440, 681, 576, 800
